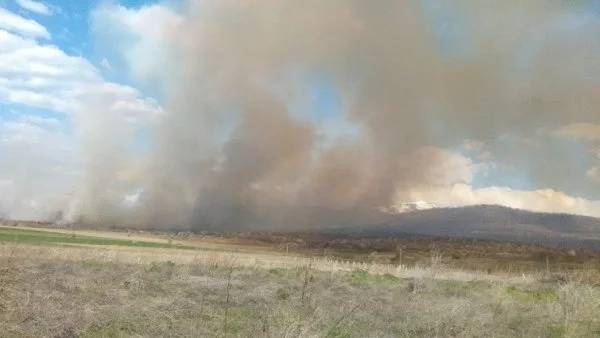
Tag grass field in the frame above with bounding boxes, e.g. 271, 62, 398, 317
0, 226, 202, 250
2, 226, 600, 337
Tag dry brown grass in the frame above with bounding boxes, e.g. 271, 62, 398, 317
1, 243, 600, 337
8, 220, 600, 273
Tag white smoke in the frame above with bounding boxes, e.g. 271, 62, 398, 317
55, 0, 600, 229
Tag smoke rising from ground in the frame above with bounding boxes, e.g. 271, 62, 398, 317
67, 0, 600, 230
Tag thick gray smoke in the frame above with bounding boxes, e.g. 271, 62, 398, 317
69, 0, 600, 230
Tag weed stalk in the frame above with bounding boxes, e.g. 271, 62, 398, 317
223, 265, 233, 338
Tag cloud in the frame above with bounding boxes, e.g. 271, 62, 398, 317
0, 9, 163, 221
0, 33, 101, 112
16, 0, 53, 16
20, 114, 61, 128
100, 58, 111, 70
0, 29, 37, 52
460, 139, 486, 152
0, 8, 50, 39
0, 26, 161, 119
90, 3, 184, 83
404, 183, 600, 218
396, 144, 600, 218
556, 123, 600, 141
391, 148, 595, 216
555, 123, 600, 185
586, 167, 600, 183
0, 114, 76, 220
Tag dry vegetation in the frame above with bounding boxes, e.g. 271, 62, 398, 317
9, 219, 600, 275
2, 242, 600, 338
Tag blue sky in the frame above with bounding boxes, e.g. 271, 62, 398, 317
2, 0, 600, 220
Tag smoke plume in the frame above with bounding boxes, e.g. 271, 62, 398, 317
68, 0, 600, 230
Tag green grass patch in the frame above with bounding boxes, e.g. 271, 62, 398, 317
276, 287, 291, 301
145, 261, 177, 276
0, 227, 201, 250
79, 322, 134, 338
547, 324, 568, 338
506, 285, 559, 303
344, 269, 400, 285
223, 307, 263, 335
325, 324, 352, 338
77, 259, 113, 269
344, 269, 371, 284
379, 273, 400, 284
437, 280, 490, 297
268, 267, 288, 278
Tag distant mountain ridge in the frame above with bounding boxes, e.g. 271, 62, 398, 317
332, 204, 600, 248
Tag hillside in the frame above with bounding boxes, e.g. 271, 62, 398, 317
333, 204, 600, 248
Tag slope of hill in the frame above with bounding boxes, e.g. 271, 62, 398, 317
333, 204, 600, 248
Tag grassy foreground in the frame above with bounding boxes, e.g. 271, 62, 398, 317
2, 244, 600, 337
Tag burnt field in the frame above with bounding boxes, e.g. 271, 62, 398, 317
178, 230, 600, 275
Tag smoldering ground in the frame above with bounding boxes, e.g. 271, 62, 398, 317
64, 0, 600, 230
